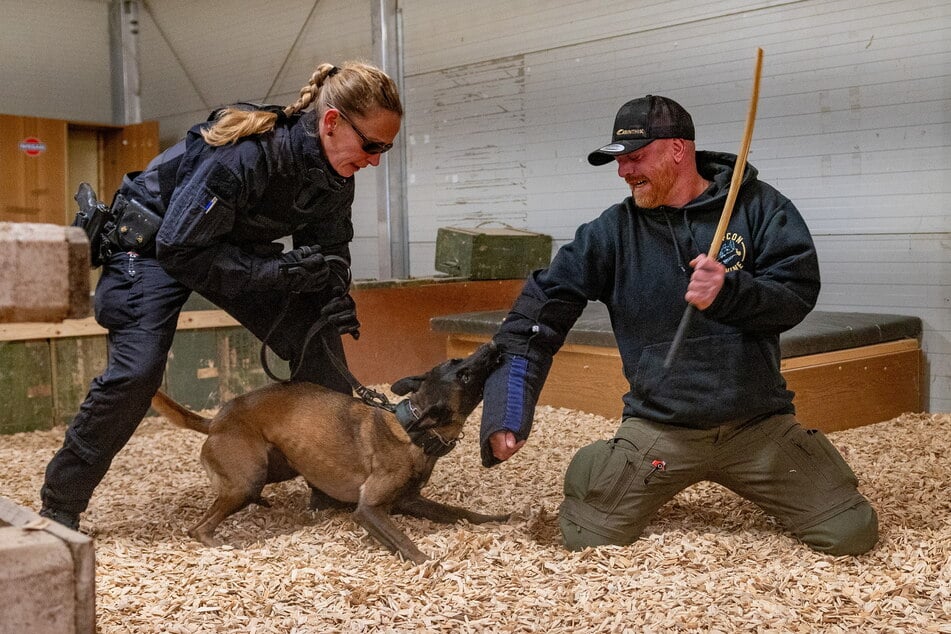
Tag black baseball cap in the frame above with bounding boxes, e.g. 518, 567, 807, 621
587, 95, 695, 166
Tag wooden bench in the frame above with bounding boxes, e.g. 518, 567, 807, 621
431, 305, 923, 432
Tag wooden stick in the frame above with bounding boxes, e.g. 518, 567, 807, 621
705, 48, 764, 259
663, 48, 764, 370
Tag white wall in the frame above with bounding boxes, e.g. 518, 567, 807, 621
1, 0, 949, 412
399, 0, 951, 412
0, 0, 112, 122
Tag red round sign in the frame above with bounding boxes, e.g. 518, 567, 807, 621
19, 137, 47, 156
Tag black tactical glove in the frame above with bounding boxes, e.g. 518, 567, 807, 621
279, 245, 330, 293
321, 287, 360, 340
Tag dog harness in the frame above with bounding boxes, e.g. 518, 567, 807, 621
395, 400, 458, 458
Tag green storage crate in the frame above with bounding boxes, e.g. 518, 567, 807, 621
0, 340, 54, 434
51, 336, 108, 427
435, 225, 552, 280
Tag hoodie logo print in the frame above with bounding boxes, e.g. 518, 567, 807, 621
718, 232, 747, 272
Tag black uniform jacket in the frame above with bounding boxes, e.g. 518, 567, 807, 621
120, 108, 355, 299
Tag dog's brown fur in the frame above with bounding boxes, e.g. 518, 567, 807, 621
150, 342, 506, 564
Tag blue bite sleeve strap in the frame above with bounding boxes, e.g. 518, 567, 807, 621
480, 353, 550, 467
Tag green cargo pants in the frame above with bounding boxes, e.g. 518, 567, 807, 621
559, 414, 878, 556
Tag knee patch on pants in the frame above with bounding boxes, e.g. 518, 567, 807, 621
796, 501, 879, 555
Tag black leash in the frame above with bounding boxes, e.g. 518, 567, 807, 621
320, 338, 395, 410
259, 298, 460, 457
259, 295, 394, 411
257, 259, 459, 456
258, 294, 302, 382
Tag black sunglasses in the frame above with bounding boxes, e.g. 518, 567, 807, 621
332, 107, 393, 155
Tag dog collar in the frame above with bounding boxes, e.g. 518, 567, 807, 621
395, 399, 457, 458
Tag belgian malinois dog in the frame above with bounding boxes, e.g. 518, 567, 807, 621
150, 342, 506, 564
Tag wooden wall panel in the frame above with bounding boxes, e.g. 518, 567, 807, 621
166, 329, 221, 412
344, 279, 524, 383
1, 115, 159, 228
782, 346, 922, 433
0, 115, 67, 225
66, 129, 101, 221
0, 279, 524, 433
100, 121, 160, 198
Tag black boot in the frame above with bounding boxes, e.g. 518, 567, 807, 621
40, 506, 80, 531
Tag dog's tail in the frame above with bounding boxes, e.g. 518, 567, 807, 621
150, 389, 211, 435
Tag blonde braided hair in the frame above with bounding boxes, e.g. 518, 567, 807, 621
201, 61, 402, 146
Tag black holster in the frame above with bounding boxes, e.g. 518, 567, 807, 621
107, 194, 163, 254
71, 182, 113, 267
70, 183, 162, 267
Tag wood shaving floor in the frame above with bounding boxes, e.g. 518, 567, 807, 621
2, 400, 948, 633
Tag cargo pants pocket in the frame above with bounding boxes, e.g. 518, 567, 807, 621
563, 438, 641, 514
772, 417, 859, 491
744, 415, 865, 532
559, 419, 669, 547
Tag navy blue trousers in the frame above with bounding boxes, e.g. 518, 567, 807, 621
41, 252, 349, 515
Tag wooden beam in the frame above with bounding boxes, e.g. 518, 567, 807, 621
0, 309, 240, 342
779, 339, 918, 369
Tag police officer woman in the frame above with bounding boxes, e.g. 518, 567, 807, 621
40, 61, 403, 531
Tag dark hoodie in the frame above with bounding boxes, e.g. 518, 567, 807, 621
480, 151, 820, 466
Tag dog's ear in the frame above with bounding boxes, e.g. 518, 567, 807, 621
391, 374, 425, 396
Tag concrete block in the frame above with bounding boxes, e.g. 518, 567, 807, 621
0, 497, 95, 634
0, 222, 90, 323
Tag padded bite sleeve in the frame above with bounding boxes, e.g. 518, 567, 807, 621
480, 352, 552, 467
479, 291, 583, 467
